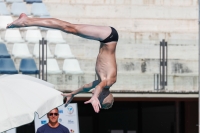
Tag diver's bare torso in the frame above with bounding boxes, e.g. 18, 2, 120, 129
95, 42, 117, 87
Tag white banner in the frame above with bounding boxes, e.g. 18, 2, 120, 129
34, 103, 79, 133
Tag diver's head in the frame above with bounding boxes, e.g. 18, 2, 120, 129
98, 89, 114, 109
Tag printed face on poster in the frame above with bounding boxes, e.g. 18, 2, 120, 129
34, 103, 79, 133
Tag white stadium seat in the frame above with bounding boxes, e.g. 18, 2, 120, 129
31, 3, 50, 16
55, 44, 75, 59
5, 29, 24, 43
0, 16, 13, 30
62, 59, 83, 74
46, 59, 62, 74
12, 43, 32, 58
0, 3, 10, 15
46, 30, 66, 43
25, 30, 42, 43
5, 0, 23, 4
11, 2, 30, 16
33, 43, 53, 58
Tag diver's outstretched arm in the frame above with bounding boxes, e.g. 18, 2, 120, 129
62, 80, 99, 104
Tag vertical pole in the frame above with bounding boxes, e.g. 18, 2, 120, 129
39, 40, 41, 79
159, 40, 167, 90
154, 74, 156, 90
166, 41, 168, 86
154, 74, 159, 90
154, 74, 155, 90
160, 41, 161, 89
157, 74, 159, 90
39, 38, 47, 81
198, 0, 200, 131
42, 38, 44, 80
162, 39, 165, 90
45, 40, 47, 81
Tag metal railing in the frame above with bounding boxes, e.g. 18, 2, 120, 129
39, 38, 47, 81
154, 39, 168, 90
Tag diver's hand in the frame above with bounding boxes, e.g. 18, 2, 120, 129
61, 93, 74, 106
84, 96, 101, 113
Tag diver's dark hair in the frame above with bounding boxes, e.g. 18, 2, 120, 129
98, 89, 110, 103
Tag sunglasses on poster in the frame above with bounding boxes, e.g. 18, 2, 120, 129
48, 113, 59, 116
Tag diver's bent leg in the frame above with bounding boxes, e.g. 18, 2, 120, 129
8, 13, 111, 41
7, 13, 76, 33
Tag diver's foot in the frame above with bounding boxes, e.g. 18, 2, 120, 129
7, 13, 29, 28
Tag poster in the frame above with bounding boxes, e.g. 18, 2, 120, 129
34, 103, 79, 133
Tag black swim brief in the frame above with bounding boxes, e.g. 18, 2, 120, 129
98, 89, 110, 103
100, 27, 119, 43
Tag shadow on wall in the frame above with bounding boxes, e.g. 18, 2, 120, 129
172, 62, 192, 74
123, 62, 134, 71
141, 59, 146, 73
122, 59, 147, 73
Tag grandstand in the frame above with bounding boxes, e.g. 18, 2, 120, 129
0, 1, 86, 91
0, 0, 198, 133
